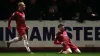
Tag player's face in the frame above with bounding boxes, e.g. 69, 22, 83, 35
19, 4, 26, 11
59, 26, 65, 31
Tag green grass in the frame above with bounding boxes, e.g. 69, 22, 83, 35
0, 52, 100, 56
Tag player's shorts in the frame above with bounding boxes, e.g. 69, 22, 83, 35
17, 28, 26, 36
63, 39, 78, 51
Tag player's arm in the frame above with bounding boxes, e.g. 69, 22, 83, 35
26, 26, 29, 29
54, 33, 66, 45
54, 36, 62, 44
8, 13, 16, 29
54, 37, 66, 46
24, 18, 29, 29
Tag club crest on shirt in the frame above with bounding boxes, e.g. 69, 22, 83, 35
63, 35, 68, 37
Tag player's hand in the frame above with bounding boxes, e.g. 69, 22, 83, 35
26, 26, 29, 29
8, 26, 11, 29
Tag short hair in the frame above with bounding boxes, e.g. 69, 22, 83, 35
18, 2, 25, 6
58, 24, 64, 28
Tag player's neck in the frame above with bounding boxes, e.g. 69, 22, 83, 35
18, 9, 23, 12
58, 30, 64, 32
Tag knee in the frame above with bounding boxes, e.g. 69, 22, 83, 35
18, 37, 22, 41
75, 48, 81, 53
66, 48, 72, 54
68, 50, 72, 54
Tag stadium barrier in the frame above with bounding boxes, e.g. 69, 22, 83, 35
0, 20, 100, 52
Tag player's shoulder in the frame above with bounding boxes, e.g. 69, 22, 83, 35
55, 32, 60, 39
12, 11, 19, 16
56, 31, 61, 36
14, 11, 20, 14
15, 11, 24, 14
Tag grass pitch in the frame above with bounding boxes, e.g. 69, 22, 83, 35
0, 52, 100, 56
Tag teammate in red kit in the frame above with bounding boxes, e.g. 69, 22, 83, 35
7, 2, 33, 54
54, 24, 81, 54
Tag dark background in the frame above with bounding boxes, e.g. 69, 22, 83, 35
0, 0, 100, 21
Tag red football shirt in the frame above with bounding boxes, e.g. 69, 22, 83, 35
54, 31, 70, 44
8, 10, 26, 29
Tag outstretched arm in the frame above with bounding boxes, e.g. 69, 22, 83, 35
8, 13, 16, 29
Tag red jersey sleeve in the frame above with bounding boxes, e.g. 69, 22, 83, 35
54, 34, 61, 44
8, 12, 17, 27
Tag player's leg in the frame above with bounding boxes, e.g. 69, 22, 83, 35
61, 47, 72, 54
65, 44, 72, 54
66, 48, 72, 54
7, 28, 24, 48
59, 50, 63, 54
75, 48, 81, 53
59, 44, 72, 54
69, 41, 81, 53
63, 39, 72, 54
22, 34, 33, 53
18, 28, 33, 53
60, 48, 72, 54
7, 36, 22, 48
59, 43, 67, 54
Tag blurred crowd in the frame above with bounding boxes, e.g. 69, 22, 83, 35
0, 0, 100, 21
